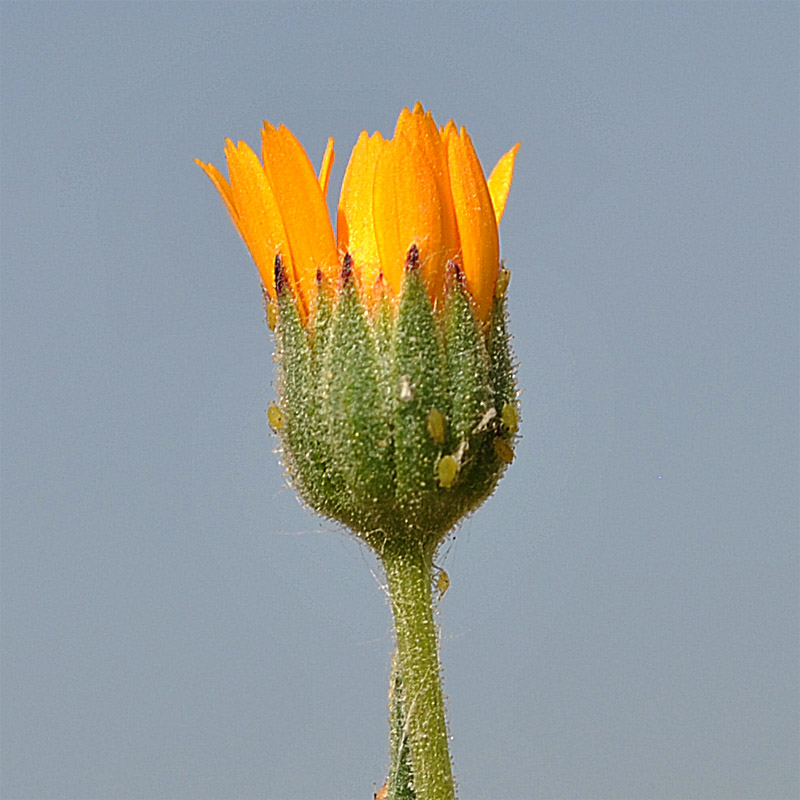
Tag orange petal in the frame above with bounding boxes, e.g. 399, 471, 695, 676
195, 158, 239, 230
393, 105, 445, 155
223, 139, 289, 299
337, 130, 384, 297
261, 123, 338, 314
446, 128, 499, 321
374, 132, 447, 301
395, 107, 459, 257
388, 106, 459, 298
318, 137, 334, 197
487, 142, 520, 225
440, 119, 457, 147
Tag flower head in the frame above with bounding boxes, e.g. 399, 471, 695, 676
196, 103, 518, 322
197, 105, 520, 549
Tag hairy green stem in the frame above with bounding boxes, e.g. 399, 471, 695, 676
388, 653, 416, 799
381, 540, 455, 800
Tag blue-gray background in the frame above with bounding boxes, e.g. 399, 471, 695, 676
2, 3, 797, 799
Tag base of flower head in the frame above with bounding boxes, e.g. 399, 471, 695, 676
270, 250, 518, 553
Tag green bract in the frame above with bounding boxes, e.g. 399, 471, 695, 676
272, 248, 518, 556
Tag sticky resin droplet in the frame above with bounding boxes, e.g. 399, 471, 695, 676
437, 454, 459, 488
427, 408, 446, 444
501, 402, 518, 434
493, 437, 514, 464
267, 403, 285, 431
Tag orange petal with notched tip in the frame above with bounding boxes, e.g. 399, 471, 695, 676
373, 131, 447, 301
394, 104, 442, 172
337, 130, 384, 298
223, 139, 290, 298
446, 128, 499, 321
394, 106, 460, 272
440, 119, 457, 146
487, 143, 520, 225
261, 123, 338, 315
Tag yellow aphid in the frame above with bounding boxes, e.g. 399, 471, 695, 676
494, 267, 511, 299
267, 403, 285, 431
437, 454, 459, 488
501, 402, 518, 434
493, 437, 514, 464
427, 408, 446, 444
434, 568, 450, 600
266, 301, 278, 331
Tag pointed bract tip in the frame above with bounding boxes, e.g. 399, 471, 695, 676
341, 252, 353, 285
446, 259, 464, 286
274, 252, 288, 295
405, 243, 420, 272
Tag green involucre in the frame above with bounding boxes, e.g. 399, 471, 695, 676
272, 266, 518, 553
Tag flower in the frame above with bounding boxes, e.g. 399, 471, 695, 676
198, 112, 522, 798
196, 102, 518, 322
197, 104, 520, 548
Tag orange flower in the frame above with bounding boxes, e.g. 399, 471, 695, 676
196, 103, 519, 322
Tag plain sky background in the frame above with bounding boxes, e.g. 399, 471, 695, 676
1, 3, 798, 799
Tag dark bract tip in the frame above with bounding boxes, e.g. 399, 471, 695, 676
405, 243, 420, 272
446, 259, 464, 285
274, 252, 288, 295
341, 252, 353, 285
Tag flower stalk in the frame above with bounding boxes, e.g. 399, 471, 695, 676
387, 654, 416, 799
382, 539, 453, 800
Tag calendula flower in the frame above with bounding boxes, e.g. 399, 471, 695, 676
197, 104, 520, 800
196, 103, 519, 544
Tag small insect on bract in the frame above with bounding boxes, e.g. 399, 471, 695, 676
434, 567, 450, 600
